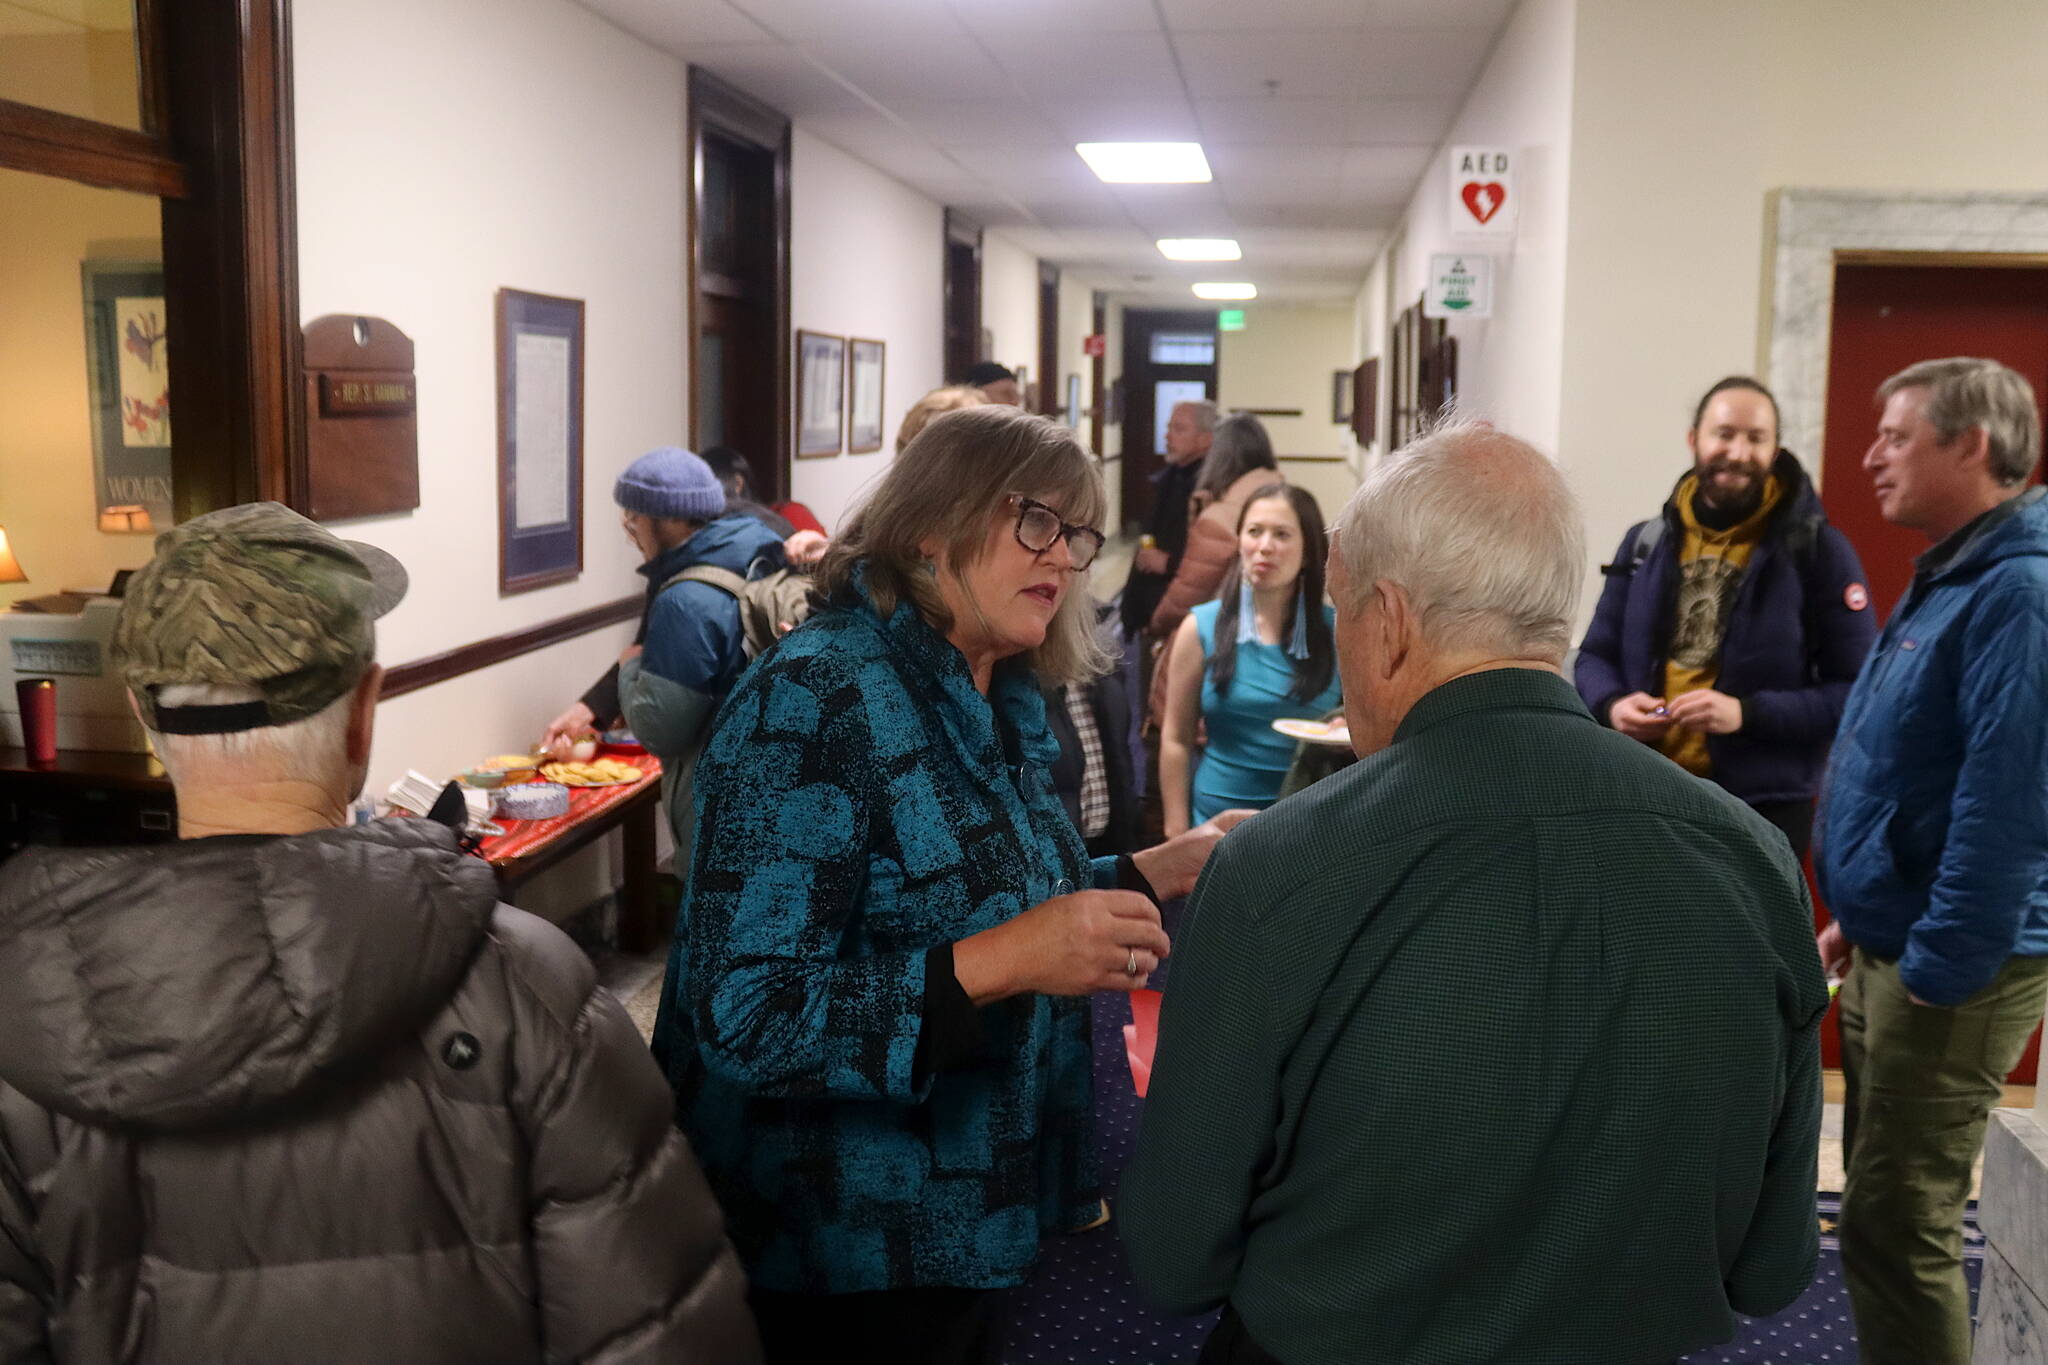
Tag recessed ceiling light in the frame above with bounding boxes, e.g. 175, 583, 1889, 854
1075, 142, 1212, 184
1157, 238, 1241, 261
1192, 282, 1257, 300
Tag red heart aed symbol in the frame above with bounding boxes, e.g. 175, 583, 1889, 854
1461, 181, 1506, 225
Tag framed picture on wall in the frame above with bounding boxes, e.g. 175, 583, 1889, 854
81, 260, 174, 532
797, 330, 845, 457
1351, 358, 1379, 447
495, 287, 586, 594
1064, 373, 1082, 429
1331, 369, 1353, 425
847, 338, 885, 454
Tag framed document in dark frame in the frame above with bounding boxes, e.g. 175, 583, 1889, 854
796, 329, 845, 457
847, 337, 885, 454
496, 288, 586, 594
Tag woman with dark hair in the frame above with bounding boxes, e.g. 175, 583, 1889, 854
654, 404, 1247, 1363
1160, 482, 1340, 835
1145, 412, 1282, 640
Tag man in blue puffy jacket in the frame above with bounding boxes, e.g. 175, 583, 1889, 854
1815, 356, 2048, 1365
1576, 376, 1876, 854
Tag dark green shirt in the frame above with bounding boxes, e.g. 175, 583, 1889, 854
1122, 668, 1825, 1365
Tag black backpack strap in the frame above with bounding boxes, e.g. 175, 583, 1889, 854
1600, 517, 1664, 576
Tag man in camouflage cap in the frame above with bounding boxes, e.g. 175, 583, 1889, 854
114, 499, 407, 742
0, 501, 761, 1361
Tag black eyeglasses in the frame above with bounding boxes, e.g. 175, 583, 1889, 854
1010, 495, 1105, 570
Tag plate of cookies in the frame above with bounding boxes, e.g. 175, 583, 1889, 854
538, 756, 646, 788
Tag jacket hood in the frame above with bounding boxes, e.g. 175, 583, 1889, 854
641, 514, 786, 585
0, 819, 497, 1131
1927, 486, 2048, 580
1662, 448, 1823, 538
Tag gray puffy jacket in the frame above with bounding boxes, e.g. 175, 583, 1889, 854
0, 819, 759, 1364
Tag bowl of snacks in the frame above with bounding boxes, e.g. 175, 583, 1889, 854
564, 730, 601, 763
470, 753, 542, 785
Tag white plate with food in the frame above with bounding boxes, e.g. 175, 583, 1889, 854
1272, 717, 1353, 748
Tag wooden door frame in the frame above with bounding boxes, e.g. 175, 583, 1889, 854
1118, 307, 1219, 521
0, 0, 304, 519
686, 67, 791, 497
1036, 260, 1059, 416
944, 208, 984, 383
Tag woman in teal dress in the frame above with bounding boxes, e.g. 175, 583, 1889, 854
1159, 483, 1341, 834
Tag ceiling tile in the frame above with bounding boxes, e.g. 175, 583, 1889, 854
811, 33, 1016, 102
1195, 97, 1352, 145
727, 0, 963, 42
1340, 145, 1434, 181
991, 32, 1185, 101
1159, 0, 1371, 32
1229, 202, 1398, 231
799, 111, 975, 181
688, 45, 871, 118
943, 144, 1098, 180
891, 97, 1066, 146
1207, 144, 1350, 178
1045, 97, 1203, 144
1172, 30, 1372, 101
1349, 97, 1460, 145
578, 0, 774, 48
1350, 29, 1492, 98
1223, 177, 1338, 208
1363, 0, 1513, 29
947, 0, 1160, 36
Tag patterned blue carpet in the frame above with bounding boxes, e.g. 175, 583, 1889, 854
1006, 991, 1981, 1364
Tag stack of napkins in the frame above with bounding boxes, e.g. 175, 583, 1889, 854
386, 770, 495, 835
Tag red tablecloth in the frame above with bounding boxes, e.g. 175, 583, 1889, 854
476, 751, 662, 865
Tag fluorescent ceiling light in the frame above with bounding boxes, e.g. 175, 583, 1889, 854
1157, 238, 1241, 261
1192, 282, 1257, 300
1075, 142, 1212, 184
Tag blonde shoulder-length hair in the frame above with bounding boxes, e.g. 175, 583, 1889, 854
895, 384, 988, 454
817, 404, 1110, 686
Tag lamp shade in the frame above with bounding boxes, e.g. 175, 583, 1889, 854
97, 504, 153, 534
0, 526, 24, 584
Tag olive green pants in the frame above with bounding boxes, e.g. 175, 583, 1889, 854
1838, 948, 2048, 1365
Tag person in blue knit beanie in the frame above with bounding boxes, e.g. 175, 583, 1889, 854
541, 445, 789, 852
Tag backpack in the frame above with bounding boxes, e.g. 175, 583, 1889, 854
659, 561, 816, 659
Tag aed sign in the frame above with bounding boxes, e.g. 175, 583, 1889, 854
1450, 146, 1514, 235
1424, 254, 1494, 319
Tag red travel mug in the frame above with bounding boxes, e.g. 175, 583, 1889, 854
15, 678, 56, 765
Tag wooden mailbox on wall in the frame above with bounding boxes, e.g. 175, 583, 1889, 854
303, 315, 419, 522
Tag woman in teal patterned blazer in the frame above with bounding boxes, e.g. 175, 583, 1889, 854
652, 405, 1246, 1363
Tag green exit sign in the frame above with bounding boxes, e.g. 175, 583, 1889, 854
1217, 309, 1246, 331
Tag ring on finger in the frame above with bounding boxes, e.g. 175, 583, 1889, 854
1125, 947, 1139, 976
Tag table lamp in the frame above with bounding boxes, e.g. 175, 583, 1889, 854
0, 526, 25, 584
97, 505, 153, 534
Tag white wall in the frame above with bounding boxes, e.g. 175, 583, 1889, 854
1376, 0, 1576, 458
1217, 304, 1355, 459
980, 231, 1041, 387
293, 0, 687, 801
1558, 0, 2048, 622
788, 128, 945, 529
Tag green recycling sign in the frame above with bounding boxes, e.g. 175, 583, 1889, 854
1424, 253, 1494, 319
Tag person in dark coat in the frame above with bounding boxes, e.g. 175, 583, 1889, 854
1043, 606, 1141, 858
0, 503, 758, 1364
1574, 376, 1876, 853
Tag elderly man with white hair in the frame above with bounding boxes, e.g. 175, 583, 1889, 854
1120, 425, 1827, 1365
0, 503, 759, 1364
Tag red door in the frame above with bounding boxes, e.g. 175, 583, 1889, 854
1816, 261, 2048, 1081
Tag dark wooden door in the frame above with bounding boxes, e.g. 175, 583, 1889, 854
1119, 309, 1218, 531
944, 210, 983, 384
688, 72, 789, 503
1817, 259, 2048, 1082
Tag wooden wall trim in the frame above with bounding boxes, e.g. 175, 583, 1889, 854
0, 98, 188, 196
380, 596, 641, 701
